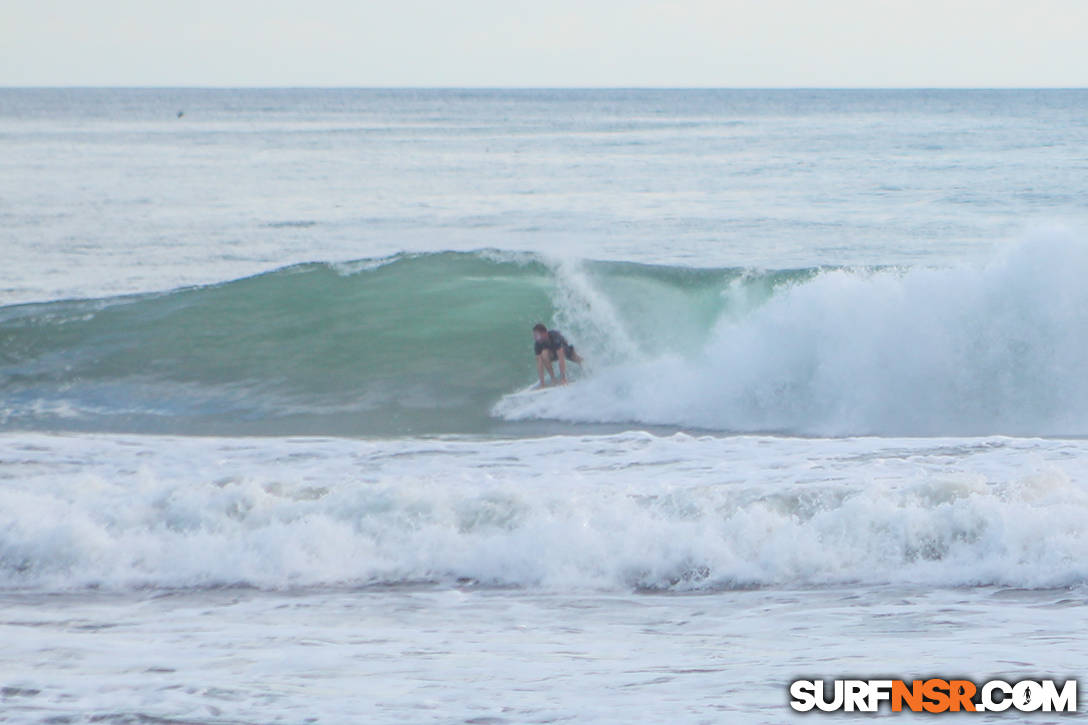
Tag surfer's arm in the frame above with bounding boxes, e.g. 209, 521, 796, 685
557, 347, 568, 383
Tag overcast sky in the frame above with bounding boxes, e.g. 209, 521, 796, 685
3, 0, 1086, 87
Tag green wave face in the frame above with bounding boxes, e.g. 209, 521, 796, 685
8, 240, 1088, 438
0, 251, 768, 435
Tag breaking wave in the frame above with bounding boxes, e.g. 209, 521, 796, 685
4, 232, 1088, 436
2, 432, 1086, 592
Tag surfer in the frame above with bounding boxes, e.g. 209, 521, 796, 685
533, 323, 583, 387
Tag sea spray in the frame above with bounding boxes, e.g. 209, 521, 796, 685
499, 233, 1088, 436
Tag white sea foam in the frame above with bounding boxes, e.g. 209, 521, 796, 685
2, 432, 1086, 593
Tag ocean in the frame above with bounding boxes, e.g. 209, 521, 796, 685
2, 88, 1088, 723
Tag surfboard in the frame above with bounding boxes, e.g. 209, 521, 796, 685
491, 380, 578, 418
512, 380, 577, 396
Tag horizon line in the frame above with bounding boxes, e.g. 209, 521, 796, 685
2, 84, 1087, 91
0, 82, 1083, 90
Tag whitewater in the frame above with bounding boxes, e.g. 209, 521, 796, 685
2, 89, 1088, 723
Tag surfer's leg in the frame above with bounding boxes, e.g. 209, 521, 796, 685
537, 351, 557, 384
557, 348, 568, 383
536, 353, 549, 386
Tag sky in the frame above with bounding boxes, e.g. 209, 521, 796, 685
2, 0, 1086, 87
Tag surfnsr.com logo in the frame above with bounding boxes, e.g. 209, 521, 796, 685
789, 678, 1077, 713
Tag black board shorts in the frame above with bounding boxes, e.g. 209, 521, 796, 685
543, 344, 574, 361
